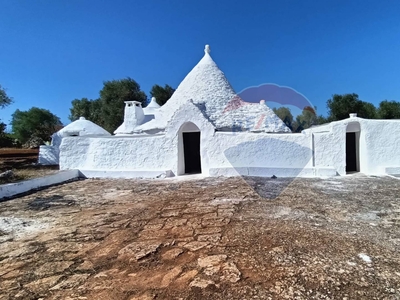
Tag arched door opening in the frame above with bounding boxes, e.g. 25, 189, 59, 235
346, 122, 360, 173
178, 122, 202, 175
183, 132, 201, 174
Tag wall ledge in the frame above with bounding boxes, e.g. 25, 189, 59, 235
209, 167, 337, 178
0, 170, 81, 200
78, 169, 175, 179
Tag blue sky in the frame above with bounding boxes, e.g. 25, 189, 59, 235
1, 0, 399, 127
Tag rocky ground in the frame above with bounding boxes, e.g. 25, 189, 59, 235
0, 175, 399, 299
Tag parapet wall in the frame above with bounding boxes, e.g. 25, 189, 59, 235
59, 131, 336, 178
59, 135, 177, 177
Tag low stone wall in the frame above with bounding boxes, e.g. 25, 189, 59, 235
78, 169, 174, 179
0, 170, 81, 200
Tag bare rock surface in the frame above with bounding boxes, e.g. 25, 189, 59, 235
0, 175, 400, 299
118, 241, 162, 260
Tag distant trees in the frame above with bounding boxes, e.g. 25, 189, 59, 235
150, 84, 175, 106
69, 98, 101, 123
273, 93, 400, 132
294, 106, 319, 132
0, 84, 14, 147
273, 107, 294, 130
273, 106, 322, 132
11, 107, 62, 144
325, 94, 400, 121
98, 78, 147, 133
68, 79, 175, 133
377, 100, 400, 119
326, 93, 377, 121
0, 84, 13, 108
68, 78, 148, 133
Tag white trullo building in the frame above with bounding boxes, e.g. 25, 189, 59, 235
58, 45, 400, 178
39, 117, 111, 165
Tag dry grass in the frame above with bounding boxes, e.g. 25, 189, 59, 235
0, 147, 58, 184
0, 167, 59, 185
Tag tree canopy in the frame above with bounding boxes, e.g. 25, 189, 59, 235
150, 84, 175, 106
11, 107, 62, 144
0, 84, 14, 146
294, 106, 319, 132
0, 84, 13, 108
326, 93, 377, 121
69, 98, 102, 124
99, 78, 147, 133
68, 79, 176, 133
377, 100, 400, 119
273, 106, 322, 132
273, 107, 294, 131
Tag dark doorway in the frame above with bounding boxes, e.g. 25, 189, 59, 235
346, 132, 358, 173
183, 132, 201, 174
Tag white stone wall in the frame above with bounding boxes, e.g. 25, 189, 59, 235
59, 134, 176, 174
360, 120, 400, 174
0, 170, 80, 199
305, 117, 400, 176
59, 114, 400, 178
206, 132, 313, 175
38, 145, 59, 165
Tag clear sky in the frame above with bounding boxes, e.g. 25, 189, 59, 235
1, 0, 399, 127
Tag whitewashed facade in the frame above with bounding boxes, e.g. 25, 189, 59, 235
39, 117, 111, 165
57, 46, 400, 178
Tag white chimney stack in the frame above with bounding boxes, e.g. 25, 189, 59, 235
121, 101, 145, 133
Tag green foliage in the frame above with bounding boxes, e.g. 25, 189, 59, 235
68, 80, 175, 133
69, 98, 102, 124
0, 84, 14, 146
273, 107, 294, 131
99, 78, 147, 133
273, 106, 319, 132
377, 100, 400, 119
317, 115, 329, 125
11, 107, 62, 144
293, 106, 318, 132
326, 93, 377, 121
0, 84, 13, 108
0, 122, 15, 147
150, 84, 175, 106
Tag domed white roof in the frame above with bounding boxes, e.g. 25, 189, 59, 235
58, 117, 111, 137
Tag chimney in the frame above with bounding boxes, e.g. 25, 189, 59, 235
124, 101, 144, 131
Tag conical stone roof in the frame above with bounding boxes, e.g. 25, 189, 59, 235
135, 45, 290, 133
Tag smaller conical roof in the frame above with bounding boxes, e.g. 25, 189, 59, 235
147, 97, 161, 108
143, 97, 161, 116
58, 117, 111, 137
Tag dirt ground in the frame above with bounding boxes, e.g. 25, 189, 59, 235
0, 148, 39, 169
0, 175, 399, 299
0, 148, 58, 184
